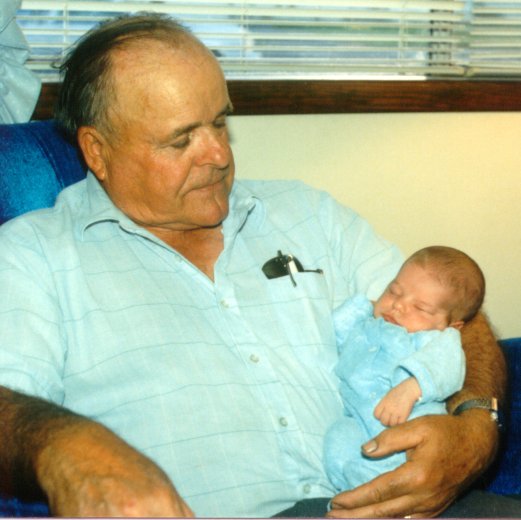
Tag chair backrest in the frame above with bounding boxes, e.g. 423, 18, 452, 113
485, 338, 521, 495
0, 120, 87, 224
0, 119, 84, 515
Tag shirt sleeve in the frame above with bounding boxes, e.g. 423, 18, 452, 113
0, 0, 41, 123
0, 219, 66, 402
317, 190, 403, 303
394, 328, 466, 402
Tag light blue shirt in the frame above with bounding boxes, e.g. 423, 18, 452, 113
0, 173, 402, 517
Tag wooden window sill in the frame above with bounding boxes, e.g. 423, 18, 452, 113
33, 79, 521, 120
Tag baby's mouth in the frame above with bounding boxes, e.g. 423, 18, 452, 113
383, 313, 399, 326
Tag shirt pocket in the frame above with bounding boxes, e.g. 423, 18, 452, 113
262, 270, 337, 370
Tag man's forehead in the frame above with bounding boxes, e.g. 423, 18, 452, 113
105, 40, 228, 132
109, 33, 211, 65
109, 41, 223, 102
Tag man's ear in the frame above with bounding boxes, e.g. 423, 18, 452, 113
450, 320, 465, 330
77, 126, 109, 181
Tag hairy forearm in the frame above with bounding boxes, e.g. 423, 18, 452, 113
0, 386, 192, 516
0, 386, 84, 498
447, 312, 507, 412
445, 312, 506, 474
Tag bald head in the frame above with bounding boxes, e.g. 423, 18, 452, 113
55, 13, 217, 140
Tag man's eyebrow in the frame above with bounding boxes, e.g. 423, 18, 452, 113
216, 103, 234, 119
223, 102, 234, 115
168, 103, 234, 140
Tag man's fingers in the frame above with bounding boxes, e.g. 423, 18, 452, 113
328, 492, 419, 519
362, 420, 424, 458
328, 498, 449, 519
327, 469, 449, 519
329, 466, 411, 511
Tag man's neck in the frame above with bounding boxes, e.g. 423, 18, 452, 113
146, 225, 224, 280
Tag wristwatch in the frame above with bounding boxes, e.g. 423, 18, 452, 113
452, 397, 503, 430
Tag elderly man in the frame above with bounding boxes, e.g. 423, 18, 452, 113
0, 13, 516, 518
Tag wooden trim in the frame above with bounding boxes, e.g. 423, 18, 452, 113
33, 80, 521, 120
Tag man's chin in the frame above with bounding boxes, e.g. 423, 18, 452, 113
192, 191, 231, 227
193, 204, 230, 229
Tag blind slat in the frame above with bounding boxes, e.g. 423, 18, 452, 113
17, 0, 521, 80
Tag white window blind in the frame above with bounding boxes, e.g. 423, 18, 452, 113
468, 1, 521, 76
16, 0, 521, 82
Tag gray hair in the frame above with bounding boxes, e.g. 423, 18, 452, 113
55, 13, 197, 140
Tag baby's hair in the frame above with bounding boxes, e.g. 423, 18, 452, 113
405, 245, 485, 323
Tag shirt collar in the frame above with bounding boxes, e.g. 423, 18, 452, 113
76, 172, 264, 240
76, 172, 136, 239
225, 180, 264, 234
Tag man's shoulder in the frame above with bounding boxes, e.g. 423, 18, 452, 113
235, 178, 333, 211
237, 178, 318, 196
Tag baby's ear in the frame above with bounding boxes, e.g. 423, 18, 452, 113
450, 320, 465, 330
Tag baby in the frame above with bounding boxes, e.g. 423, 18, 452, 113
324, 245, 485, 491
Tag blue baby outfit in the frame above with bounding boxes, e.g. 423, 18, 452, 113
324, 294, 465, 491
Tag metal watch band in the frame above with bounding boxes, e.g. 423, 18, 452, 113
452, 397, 503, 429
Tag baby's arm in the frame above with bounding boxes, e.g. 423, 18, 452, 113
373, 377, 422, 426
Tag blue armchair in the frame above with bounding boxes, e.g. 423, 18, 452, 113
0, 120, 519, 516
0, 120, 86, 225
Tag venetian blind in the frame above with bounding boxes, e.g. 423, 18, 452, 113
16, 0, 521, 81
468, 1, 521, 76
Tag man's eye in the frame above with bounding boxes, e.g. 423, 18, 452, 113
214, 118, 227, 129
172, 137, 190, 149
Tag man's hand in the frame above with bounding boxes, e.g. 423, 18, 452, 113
37, 420, 194, 517
374, 377, 422, 427
327, 411, 498, 518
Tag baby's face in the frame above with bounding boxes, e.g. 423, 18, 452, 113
373, 262, 456, 333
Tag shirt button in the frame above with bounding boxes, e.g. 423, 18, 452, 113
220, 299, 229, 308
279, 417, 288, 427
249, 354, 260, 363
303, 484, 311, 494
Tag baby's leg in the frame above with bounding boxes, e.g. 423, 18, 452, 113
341, 449, 406, 490
324, 416, 367, 491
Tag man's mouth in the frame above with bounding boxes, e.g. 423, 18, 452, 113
192, 170, 229, 191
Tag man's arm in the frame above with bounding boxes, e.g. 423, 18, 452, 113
328, 312, 506, 518
447, 312, 506, 409
0, 386, 194, 517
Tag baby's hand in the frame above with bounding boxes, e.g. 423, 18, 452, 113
373, 377, 422, 426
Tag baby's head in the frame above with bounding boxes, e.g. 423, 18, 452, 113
373, 246, 485, 333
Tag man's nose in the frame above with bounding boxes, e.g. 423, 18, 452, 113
198, 128, 230, 167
